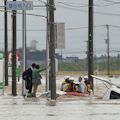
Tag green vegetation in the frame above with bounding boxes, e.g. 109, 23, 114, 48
58, 56, 120, 76
40, 56, 120, 76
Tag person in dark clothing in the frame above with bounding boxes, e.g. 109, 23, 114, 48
27, 63, 36, 94
25, 68, 32, 93
24, 63, 36, 95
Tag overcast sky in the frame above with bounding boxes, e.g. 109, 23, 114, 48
0, 0, 120, 58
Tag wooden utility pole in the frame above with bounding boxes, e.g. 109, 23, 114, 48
106, 25, 110, 76
88, 0, 93, 90
46, 0, 50, 92
4, 0, 8, 86
12, 0, 17, 96
49, 0, 56, 99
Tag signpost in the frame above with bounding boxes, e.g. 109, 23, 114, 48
6, 1, 33, 95
6, 1, 33, 10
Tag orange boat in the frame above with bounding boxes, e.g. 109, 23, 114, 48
65, 92, 89, 97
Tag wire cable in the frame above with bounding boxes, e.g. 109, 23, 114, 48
0, 9, 46, 18
56, 1, 117, 7
56, 5, 120, 17
103, 0, 120, 4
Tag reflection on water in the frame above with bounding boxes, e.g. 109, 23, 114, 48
0, 97, 120, 120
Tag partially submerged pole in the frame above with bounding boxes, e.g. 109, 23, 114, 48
88, 0, 93, 91
22, 0, 27, 95
12, 0, 17, 96
49, 0, 56, 100
46, 0, 50, 92
4, 0, 8, 86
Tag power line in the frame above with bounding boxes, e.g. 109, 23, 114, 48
103, 0, 120, 4
0, 24, 105, 32
0, 9, 46, 18
56, 1, 117, 7
56, 1, 88, 8
109, 25, 120, 28
37, 0, 46, 4
0, 2, 120, 17
56, 5, 120, 17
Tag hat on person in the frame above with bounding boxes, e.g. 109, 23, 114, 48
64, 76, 70, 80
84, 76, 88, 81
69, 77, 74, 81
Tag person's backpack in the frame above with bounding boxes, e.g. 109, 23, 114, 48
22, 70, 28, 80
22, 68, 32, 81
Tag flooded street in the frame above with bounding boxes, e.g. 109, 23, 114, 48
0, 96, 120, 120
1, 76, 120, 120
0, 0, 119, 119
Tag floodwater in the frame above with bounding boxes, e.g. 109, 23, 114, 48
0, 76, 120, 120
0, 96, 120, 120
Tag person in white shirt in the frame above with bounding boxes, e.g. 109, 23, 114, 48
78, 76, 87, 93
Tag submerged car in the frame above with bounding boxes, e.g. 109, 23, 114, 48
92, 75, 120, 100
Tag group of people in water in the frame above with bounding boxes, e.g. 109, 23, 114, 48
60, 76, 91, 94
23, 63, 45, 97
23, 63, 91, 97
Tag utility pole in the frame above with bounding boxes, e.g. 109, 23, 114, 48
61, 49, 63, 62
49, 0, 56, 99
22, 0, 27, 95
46, 0, 50, 92
115, 50, 120, 70
106, 25, 110, 76
117, 51, 120, 63
88, 0, 93, 90
12, 0, 17, 96
4, 0, 8, 86
117, 51, 120, 70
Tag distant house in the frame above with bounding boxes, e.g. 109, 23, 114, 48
65, 57, 80, 63
17, 48, 81, 67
